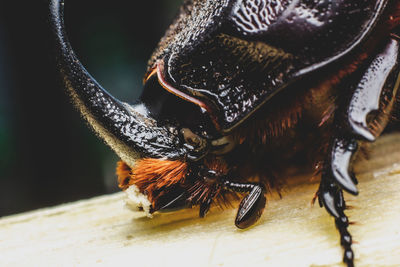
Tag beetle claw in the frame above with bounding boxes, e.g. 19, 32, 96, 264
319, 187, 340, 218
332, 166, 358, 196
330, 139, 359, 195
199, 198, 213, 218
348, 122, 376, 142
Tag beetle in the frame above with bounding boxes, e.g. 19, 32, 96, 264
50, 0, 400, 266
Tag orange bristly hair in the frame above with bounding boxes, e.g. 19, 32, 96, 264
117, 161, 133, 190
116, 159, 188, 205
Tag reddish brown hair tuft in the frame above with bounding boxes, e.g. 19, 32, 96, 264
116, 159, 188, 206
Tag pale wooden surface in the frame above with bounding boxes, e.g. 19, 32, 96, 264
0, 134, 399, 267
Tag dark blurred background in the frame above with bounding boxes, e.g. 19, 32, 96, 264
0, 0, 182, 216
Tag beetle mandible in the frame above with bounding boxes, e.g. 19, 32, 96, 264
50, 0, 400, 266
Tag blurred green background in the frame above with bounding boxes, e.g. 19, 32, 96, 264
0, 0, 182, 216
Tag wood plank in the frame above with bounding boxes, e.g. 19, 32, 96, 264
0, 134, 399, 267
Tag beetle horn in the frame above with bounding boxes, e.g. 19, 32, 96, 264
50, 0, 187, 167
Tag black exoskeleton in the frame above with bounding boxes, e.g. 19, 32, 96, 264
50, 1, 400, 266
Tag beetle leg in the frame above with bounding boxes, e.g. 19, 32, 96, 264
319, 37, 400, 267
194, 166, 266, 224
347, 38, 400, 142
319, 176, 354, 267
199, 188, 218, 218
327, 37, 400, 196
222, 180, 266, 229
327, 138, 359, 195
320, 139, 358, 267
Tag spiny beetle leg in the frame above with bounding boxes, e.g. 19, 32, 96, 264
330, 138, 359, 195
319, 36, 400, 267
223, 181, 266, 229
348, 38, 400, 141
199, 187, 218, 218
199, 198, 213, 218
319, 176, 354, 267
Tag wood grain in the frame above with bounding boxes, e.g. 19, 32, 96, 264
0, 134, 399, 267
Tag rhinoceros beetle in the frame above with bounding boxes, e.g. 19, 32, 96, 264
50, 0, 400, 266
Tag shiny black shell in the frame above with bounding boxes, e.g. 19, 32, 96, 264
149, 0, 389, 132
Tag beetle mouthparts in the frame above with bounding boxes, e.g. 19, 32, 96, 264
117, 159, 190, 214
124, 185, 153, 217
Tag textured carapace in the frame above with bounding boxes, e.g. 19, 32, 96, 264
148, 0, 390, 131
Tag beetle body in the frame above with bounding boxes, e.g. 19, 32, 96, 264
50, 0, 400, 266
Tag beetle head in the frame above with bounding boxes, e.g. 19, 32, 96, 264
51, 0, 390, 216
